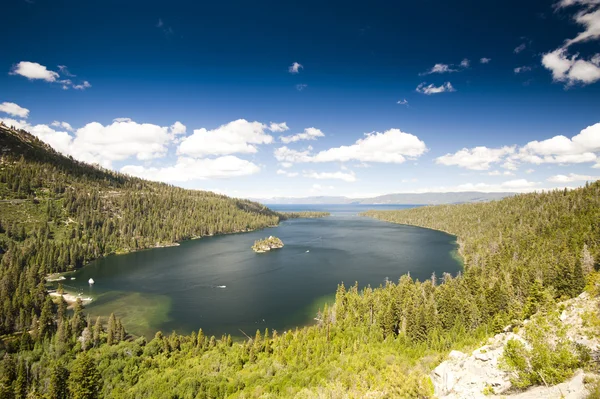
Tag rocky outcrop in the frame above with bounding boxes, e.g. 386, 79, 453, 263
252, 236, 284, 253
431, 292, 600, 399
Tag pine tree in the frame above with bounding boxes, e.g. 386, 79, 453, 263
14, 359, 27, 399
49, 364, 69, 399
92, 317, 102, 347
67, 353, 101, 399
106, 313, 116, 346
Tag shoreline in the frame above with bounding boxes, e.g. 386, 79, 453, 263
360, 212, 466, 269
48, 290, 93, 308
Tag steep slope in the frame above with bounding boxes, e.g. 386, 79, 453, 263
0, 123, 280, 335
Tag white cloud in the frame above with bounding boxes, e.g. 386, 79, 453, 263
276, 169, 299, 177
542, 2, 600, 86
480, 58, 492, 64
178, 119, 273, 157
460, 58, 470, 68
397, 99, 409, 106
515, 123, 600, 164
296, 84, 307, 91
121, 156, 260, 181
10, 61, 59, 82
420, 63, 456, 75
169, 121, 186, 136
0, 102, 29, 118
269, 122, 289, 132
51, 121, 74, 131
555, 0, 600, 8
416, 82, 455, 95
547, 173, 600, 182
9, 61, 92, 89
542, 48, 600, 85
279, 162, 293, 168
73, 81, 91, 90
71, 120, 172, 166
514, 43, 527, 53
303, 170, 356, 182
457, 179, 539, 192
57, 65, 75, 77
514, 66, 533, 73
275, 129, 427, 164
289, 62, 303, 74
436, 146, 516, 170
526, 169, 535, 174
488, 170, 515, 176
280, 127, 325, 143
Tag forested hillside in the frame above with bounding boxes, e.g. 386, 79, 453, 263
1, 121, 600, 398
0, 124, 280, 336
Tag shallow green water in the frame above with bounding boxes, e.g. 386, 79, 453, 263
58, 205, 461, 338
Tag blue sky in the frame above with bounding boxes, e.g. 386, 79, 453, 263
2, 0, 600, 198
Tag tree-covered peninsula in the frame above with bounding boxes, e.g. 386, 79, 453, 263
278, 211, 330, 219
1, 123, 600, 398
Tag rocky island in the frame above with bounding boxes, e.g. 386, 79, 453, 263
252, 236, 284, 253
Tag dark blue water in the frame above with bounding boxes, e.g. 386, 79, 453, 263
59, 204, 461, 338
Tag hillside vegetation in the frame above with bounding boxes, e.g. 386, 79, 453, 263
1, 122, 599, 398
0, 124, 280, 336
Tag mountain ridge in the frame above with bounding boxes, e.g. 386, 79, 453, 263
251, 191, 515, 205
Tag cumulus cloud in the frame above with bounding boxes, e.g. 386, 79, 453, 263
10, 61, 59, 82
397, 99, 409, 106
9, 61, 92, 89
547, 173, 600, 182
73, 81, 91, 90
436, 146, 516, 170
269, 122, 289, 132
438, 122, 600, 172
121, 156, 260, 181
275, 129, 427, 164
2, 116, 176, 168
416, 82, 456, 95
296, 84, 307, 91
169, 121, 186, 136
460, 58, 470, 68
542, 49, 600, 85
71, 120, 173, 166
0, 102, 29, 118
480, 57, 492, 64
303, 170, 356, 182
514, 122, 600, 164
51, 121, 74, 131
542, 2, 600, 85
280, 127, 325, 143
178, 119, 274, 157
289, 62, 303, 73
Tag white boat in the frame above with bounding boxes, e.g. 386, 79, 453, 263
88, 278, 95, 285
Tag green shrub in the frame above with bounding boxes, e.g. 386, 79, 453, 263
501, 314, 584, 389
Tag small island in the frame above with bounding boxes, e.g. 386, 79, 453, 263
252, 236, 284, 253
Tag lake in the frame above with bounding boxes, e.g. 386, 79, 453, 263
56, 204, 462, 338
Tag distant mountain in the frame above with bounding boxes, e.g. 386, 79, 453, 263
251, 192, 516, 205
